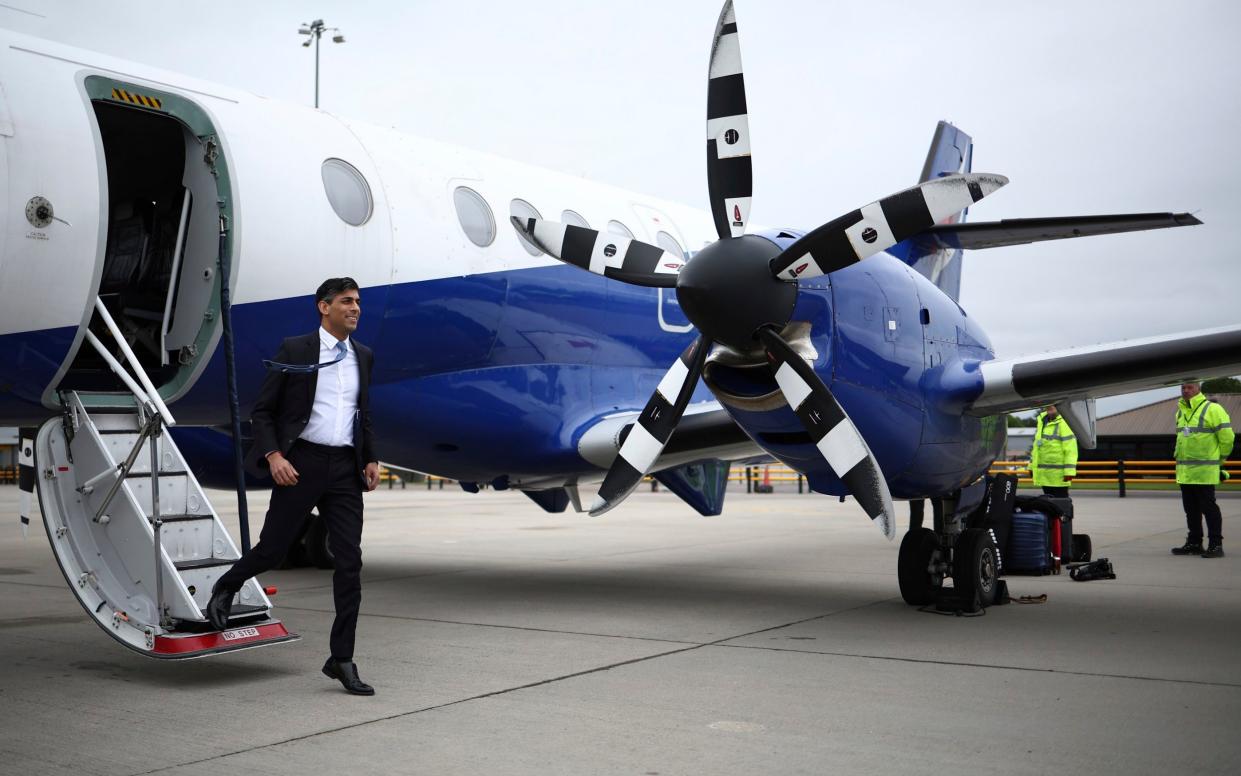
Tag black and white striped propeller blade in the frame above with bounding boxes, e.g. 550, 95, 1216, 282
512, 217, 685, 288
590, 336, 712, 516
770, 173, 1008, 281
706, 0, 752, 241
757, 328, 897, 539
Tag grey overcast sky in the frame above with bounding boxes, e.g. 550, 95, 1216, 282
6, 0, 1240, 414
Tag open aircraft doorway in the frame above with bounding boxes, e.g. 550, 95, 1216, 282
53, 77, 230, 408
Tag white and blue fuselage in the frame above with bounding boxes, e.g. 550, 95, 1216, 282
0, 30, 1003, 501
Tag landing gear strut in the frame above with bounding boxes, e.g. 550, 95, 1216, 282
900, 482, 999, 611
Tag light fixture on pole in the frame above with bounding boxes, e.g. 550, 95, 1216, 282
298, 19, 346, 109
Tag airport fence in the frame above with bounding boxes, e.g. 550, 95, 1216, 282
5, 461, 1237, 498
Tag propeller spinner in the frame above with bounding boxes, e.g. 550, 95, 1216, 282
512, 0, 1008, 534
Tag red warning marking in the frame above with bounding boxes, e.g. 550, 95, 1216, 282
733, 205, 742, 222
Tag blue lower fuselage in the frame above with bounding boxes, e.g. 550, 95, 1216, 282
0, 252, 1002, 499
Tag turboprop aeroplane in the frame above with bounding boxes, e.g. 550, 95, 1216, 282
2, 1, 1239, 659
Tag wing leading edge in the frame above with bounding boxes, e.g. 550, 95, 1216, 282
916, 212, 1201, 252
967, 325, 1241, 416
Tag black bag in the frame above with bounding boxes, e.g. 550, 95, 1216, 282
1069, 558, 1116, 581
973, 474, 1018, 571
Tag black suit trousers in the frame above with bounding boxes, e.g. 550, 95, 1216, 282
219, 440, 365, 659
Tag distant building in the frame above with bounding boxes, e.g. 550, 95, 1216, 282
1005, 426, 1034, 458
1087, 394, 1241, 462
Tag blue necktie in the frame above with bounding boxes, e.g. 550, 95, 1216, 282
264, 340, 347, 374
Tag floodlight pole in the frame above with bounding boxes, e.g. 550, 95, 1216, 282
299, 19, 344, 109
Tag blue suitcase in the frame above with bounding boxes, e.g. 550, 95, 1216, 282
1007, 509, 1051, 573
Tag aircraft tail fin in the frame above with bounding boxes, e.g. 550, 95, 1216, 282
895, 121, 974, 301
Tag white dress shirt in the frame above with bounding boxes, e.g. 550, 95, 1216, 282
299, 326, 360, 448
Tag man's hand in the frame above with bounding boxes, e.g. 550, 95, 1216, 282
267, 451, 299, 487
1064, 475, 1074, 482
365, 462, 380, 491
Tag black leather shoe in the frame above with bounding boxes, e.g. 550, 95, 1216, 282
322, 658, 375, 696
1172, 540, 1205, 556
1202, 543, 1225, 558
206, 582, 233, 631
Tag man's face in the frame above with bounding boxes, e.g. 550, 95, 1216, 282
1045, 405, 1057, 419
319, 289, 361, 337
1181, 383, 1200, 401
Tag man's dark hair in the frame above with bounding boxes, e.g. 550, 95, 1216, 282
315, 277, 360, 310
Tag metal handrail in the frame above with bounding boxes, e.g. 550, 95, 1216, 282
92, 297, 175, 427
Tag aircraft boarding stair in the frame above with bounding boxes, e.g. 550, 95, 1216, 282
33, 301, 298, 658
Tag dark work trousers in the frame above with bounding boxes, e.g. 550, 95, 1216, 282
218, 440, 364, 659
1180, 483, 1223, 544
1041, 486, 1070, 499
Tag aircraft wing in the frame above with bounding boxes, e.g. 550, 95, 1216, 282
967, 324, 1241, 416
916, 212, 1200, 251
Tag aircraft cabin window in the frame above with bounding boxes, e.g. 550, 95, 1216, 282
321, 158, 373, 226
607, 220, 634, 239
453, 186, 496, 247
561, 209, 590, 229
655, 231, 684, 259
509, 199, 544, 256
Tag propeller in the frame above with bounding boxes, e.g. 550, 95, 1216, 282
591, 336, 710, 516
514, 0, 1008, 536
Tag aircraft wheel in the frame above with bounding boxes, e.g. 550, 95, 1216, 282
898, 527, 943, 605
303, 511, 335, 569
1071, 533, 1092, 563
954, 528, 999, 608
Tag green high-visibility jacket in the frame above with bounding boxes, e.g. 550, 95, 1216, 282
1031, 412, 1077, 487
1175, 393, 1234, 485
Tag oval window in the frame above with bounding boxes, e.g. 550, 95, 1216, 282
561, 209, 590, 230
510, 198, 544, 256
655, 231, 684, 260
321, 158, 373, 226
453, 186, 495, 247
607, 220, 634, 239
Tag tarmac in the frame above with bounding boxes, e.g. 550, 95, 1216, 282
1, 483, 1238, 776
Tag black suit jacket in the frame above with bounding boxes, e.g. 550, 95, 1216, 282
244, 331, 377, 484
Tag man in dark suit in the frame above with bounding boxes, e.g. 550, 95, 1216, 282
208, 277, 381, 695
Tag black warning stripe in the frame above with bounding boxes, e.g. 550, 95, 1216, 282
596, 456, 644, 506
706, 73, 748, 120
774, 210, 864, 276
841, 464, 888, 523
879, 187, 935, 242
616, 240, 666, 278
559, 223, 596, 272
110, 87, 163, 110
706, 142, 753, 238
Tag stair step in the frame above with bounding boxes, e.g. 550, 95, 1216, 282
159, 514, 214, 523
174, 558, 234, 571
176, 604, 271, 633
126, 470, 187, 479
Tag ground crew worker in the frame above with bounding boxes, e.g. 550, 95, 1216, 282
1030, 404, 1077, 498
1172, 382, 1234, 558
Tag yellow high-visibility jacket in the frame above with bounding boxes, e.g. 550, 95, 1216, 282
1175, 393, 1234, 485
1031, 412, 1077, 487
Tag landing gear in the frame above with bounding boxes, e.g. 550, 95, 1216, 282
900, 484, 1002, 612
953, 528, 999, 608
897, 528, 943, 605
